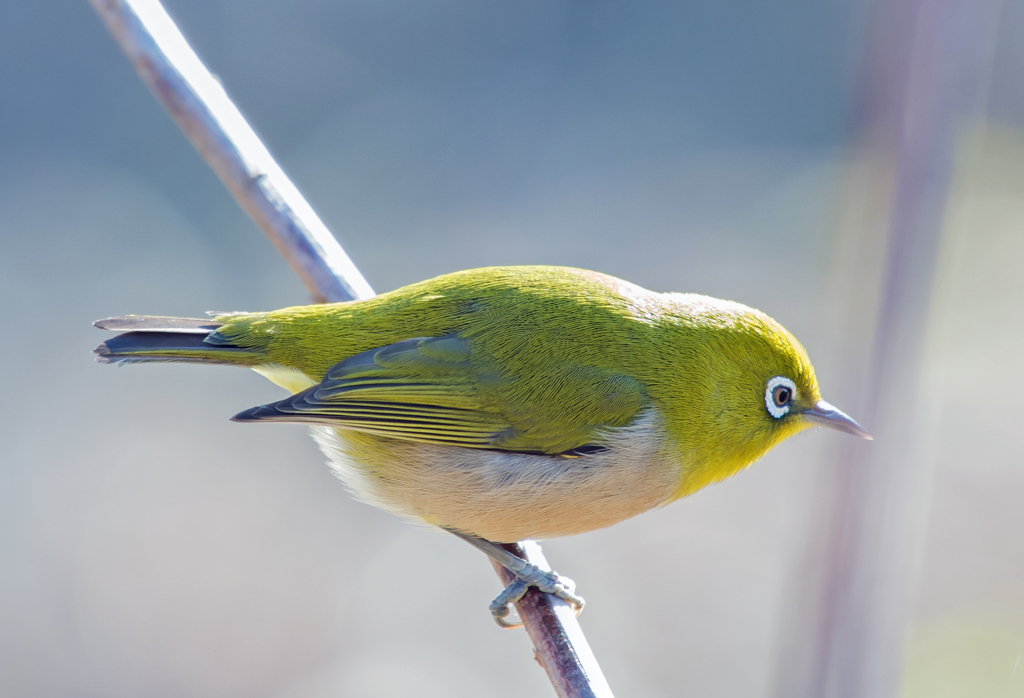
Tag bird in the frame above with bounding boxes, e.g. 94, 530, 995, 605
94, 265, 869, 625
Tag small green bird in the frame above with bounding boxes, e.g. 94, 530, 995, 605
94, 265, 868, 622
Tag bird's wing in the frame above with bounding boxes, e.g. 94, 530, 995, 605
232, 334, 648, 455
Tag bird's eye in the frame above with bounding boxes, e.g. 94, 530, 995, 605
765, 376, 797, 419
773, 386, 790, 406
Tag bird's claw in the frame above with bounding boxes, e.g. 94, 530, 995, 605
489, 561, 585, 628
441, 530, 585, 628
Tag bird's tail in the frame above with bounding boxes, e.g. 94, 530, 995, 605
93, 315, 264, 366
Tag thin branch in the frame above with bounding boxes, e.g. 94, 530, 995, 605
89, 0, 373, 304
492, 542, 614, 698
89, 1, 613, 695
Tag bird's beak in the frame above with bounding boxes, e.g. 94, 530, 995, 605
802, 400, 872, 440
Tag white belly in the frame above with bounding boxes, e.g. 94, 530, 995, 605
311, 409, 681, 542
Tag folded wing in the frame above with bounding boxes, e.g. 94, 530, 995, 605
232, 334, 648, 455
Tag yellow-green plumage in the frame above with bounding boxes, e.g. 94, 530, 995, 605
95, 265, 860, 542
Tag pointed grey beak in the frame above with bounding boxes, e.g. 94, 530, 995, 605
802, 400, 872, 440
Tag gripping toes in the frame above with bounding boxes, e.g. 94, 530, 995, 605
442, 530, 585, 628
489, 562, 585, 628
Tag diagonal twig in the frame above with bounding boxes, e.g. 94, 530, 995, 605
89, 0, 372, 305
89, 1, 613, 696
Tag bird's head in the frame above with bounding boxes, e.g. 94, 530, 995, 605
654, 295, 869, 498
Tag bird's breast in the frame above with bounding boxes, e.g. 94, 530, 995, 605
311, 409, 682, 542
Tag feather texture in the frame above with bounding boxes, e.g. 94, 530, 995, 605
233, 333, 646, 454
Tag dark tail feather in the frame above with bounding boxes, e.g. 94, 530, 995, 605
93, 316, 262, 367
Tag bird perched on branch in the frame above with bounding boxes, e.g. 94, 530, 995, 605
94, 265, 868, 625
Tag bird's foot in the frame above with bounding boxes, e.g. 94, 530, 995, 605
444, 528, 585, 628
488, 559, 585, 628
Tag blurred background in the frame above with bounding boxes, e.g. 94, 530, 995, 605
1, 1, 1022, 696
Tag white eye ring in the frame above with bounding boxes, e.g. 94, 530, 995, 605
765, 376, 797, 419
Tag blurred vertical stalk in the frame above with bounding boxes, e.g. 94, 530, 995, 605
775, 1, 1002, 697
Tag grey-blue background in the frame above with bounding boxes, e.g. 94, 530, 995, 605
2, 1, 1023, 696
